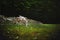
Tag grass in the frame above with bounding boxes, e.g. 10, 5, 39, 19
0, 20, 57, 40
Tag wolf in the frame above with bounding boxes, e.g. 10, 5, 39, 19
6, 15, 28, 27
16, 15, 28, 27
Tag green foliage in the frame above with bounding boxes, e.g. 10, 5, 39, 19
0, 20, 56, 40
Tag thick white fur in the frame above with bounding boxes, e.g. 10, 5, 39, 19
6, 15, 28, 27
17, 15, 28, 27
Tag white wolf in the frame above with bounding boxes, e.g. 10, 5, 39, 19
16, 15, 28, 27
6, 15, 28, 27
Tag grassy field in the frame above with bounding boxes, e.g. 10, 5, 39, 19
0, 20, 57, 40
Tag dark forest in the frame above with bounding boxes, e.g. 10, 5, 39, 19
0, 0, 57, 23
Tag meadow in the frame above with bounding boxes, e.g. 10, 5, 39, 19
0, 20, 57, 40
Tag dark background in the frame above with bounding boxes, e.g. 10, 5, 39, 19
0, 0, 57, 23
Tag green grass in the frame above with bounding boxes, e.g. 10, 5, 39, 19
0, 20, 56, 40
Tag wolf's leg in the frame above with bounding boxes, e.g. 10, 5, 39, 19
26, 20, 28, 27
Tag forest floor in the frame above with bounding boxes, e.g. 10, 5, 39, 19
0, 18, 57, 40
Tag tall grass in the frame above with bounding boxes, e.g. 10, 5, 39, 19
0, 20, 56, 40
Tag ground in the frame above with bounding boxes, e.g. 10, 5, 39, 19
0, 18, 57, 40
